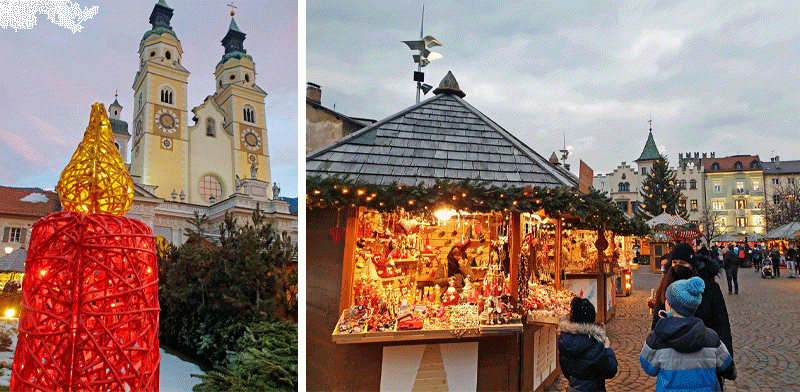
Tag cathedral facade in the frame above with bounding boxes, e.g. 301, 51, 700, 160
115, 1, 296, 246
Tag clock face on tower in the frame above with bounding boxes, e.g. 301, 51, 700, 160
241, 129, 261, 151
134, 117, 143, 139
155, 109, 179, 133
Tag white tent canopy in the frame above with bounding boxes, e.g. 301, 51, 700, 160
646, 212, 673, 228
714, 233, 739, 243
764, 221, 800, 240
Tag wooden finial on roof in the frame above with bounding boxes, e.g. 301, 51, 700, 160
433, 71, 466, 98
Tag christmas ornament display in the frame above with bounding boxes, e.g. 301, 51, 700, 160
524, 282, 575, 318
11, 104, 160, 392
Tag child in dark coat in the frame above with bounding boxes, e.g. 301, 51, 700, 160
557, 297, 618, 392
640, 277, 736, 391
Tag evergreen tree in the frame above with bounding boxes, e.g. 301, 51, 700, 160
158, 207, 298, 369
635, 157, 687, 219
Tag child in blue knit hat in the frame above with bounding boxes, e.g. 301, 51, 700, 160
639, 277, 736, 391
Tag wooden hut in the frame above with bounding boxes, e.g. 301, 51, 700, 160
307, 72, 578, 391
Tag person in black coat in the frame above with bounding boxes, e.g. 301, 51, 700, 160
558, 297, 618, 392
650, 242, 734, 390
770, 246, 782, 278
752, 245, 762, 271
723, 245, 740, 294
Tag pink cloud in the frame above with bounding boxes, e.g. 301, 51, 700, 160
0, 128, 46, 163
23, 112, 72, 147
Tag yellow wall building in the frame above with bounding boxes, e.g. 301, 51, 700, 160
123, 1, 295, 246
130, 0, 270, 205
703, 155, 766, 238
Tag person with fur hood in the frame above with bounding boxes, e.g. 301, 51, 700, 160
649, 242, 734, 389
640, 277, 736, 391
557, 297, 618, 392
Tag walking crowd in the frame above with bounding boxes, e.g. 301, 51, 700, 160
557, 243, 739, 391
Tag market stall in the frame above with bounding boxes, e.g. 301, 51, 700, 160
762, 222, 800, 268
308, 182, 647, 390
0, 248, 25, 290
558, 229, 615, 322
306, 74, 647, 391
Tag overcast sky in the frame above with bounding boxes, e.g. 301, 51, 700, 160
0, 0, 298, 197
307, 0, 800, 176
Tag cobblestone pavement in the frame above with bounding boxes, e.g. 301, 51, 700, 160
546, 265, 800, 392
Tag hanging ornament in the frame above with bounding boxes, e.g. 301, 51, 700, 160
330, 208, 346, 243
12, 104, 160, 392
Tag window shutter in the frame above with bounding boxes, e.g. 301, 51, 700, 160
20, 228, 27, 244
2, 227, 8, 243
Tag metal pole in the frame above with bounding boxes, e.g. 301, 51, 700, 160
416, 60, 422, 104
417, 3, 424, 104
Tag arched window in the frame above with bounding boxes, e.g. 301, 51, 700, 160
218, 80, 223, 89
198, 175, 223, 202
690, 179, 697, 189
243, 106, 255, 123
750, 160, 759, 169
137, 92, 143, 112
734, 161, 743, 169
711, 162, 720, 170
160, 88, 173, 104
679, 180, 687, 189
625, 182, 630, 191
206, 118, 215, 137
618, 182, 625, 192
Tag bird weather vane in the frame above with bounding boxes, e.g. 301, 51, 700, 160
402, 3, 443, 103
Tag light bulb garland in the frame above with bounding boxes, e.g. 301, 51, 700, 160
307, 176, 650, 236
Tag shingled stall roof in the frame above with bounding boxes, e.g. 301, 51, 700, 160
307, 72, 577, 189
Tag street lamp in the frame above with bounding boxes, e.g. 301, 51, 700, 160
402, 6, 443, 103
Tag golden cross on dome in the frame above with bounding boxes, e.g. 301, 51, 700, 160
227, 1, 237, 16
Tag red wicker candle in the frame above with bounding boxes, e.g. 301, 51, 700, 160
11, 104, 160, 391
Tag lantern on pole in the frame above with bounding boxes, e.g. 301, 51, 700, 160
11, 103, 160, 391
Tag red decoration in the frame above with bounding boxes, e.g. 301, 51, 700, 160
331, 208, 345, 242
11, 211, 160, 391
330, 226, 345, 243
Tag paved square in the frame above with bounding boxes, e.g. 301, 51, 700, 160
546, 265, 800, 391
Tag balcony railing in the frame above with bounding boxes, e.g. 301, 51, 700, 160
732, 189, 749, 196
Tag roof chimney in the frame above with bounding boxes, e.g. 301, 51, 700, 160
775, 155, 780, 169
306, 82, 321, 104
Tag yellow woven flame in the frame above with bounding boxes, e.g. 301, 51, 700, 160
57, 103, 133, 215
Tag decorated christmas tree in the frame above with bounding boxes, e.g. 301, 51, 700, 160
635, 157, 687, 219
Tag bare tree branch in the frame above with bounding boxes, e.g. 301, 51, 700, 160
765, 181, 800, 231
698, 203, 725, 245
